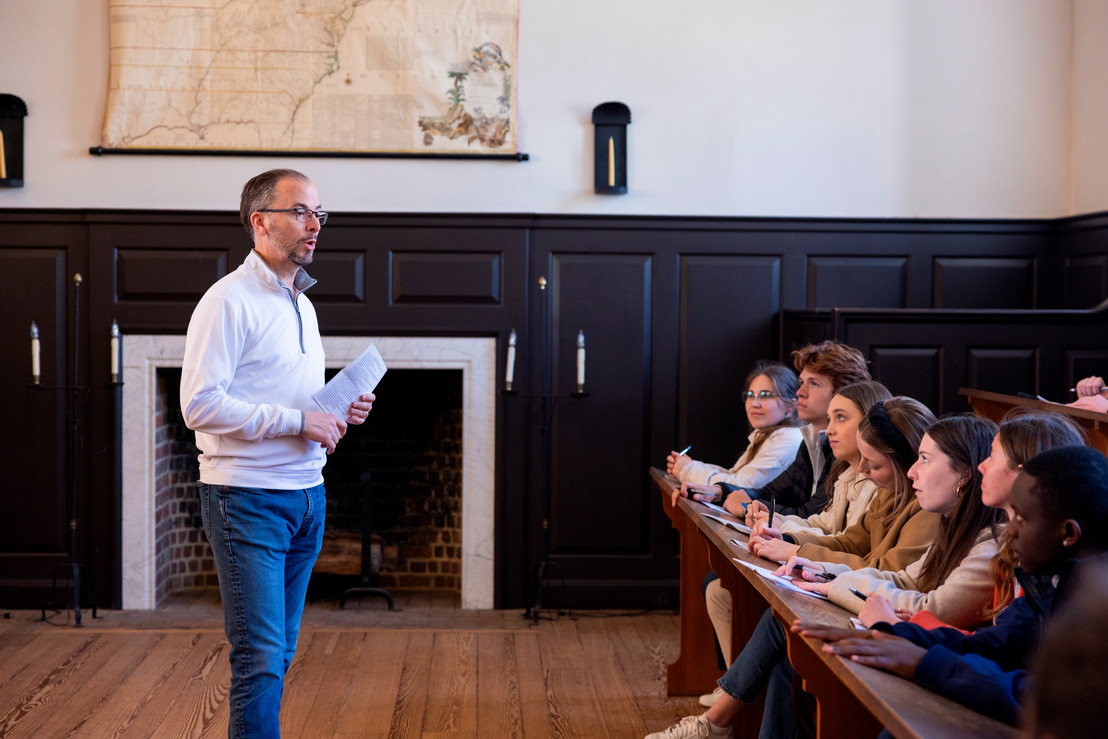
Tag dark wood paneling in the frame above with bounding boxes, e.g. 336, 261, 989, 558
0, 226, 89, 607
933, 256, 1036, 309
807, 256, 909, 309
390, 251, 500, 305
116, 248, 229, 302
679, 255, 782, 470
545, 252, 653, 554
306, 250, 365, 303
3, 207, 1107, 609
869, 347, 943, 411
1063, 254, 1108, 309
966, 347, 1039, 399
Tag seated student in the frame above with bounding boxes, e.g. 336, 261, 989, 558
1069, 374, 1108, 413
895, 408, 1086, 631
1025, 556, 1108, 739
793, 445, 1108, 727
789, 414, 1003, 630
700, 381, 890, 687
666, 361, 803, 500
710, 341, 871, 518
748, 397, 941, 571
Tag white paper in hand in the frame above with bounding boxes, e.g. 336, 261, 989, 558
312, 344, 387, 419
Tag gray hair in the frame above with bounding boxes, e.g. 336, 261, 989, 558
239, 169, 311, 241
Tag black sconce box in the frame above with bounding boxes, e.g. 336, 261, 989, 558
592, 102, 630, 195
0, 94, 28, 188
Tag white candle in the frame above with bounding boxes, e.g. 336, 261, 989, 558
110, 320, 120, 381
576, 330, 586, 387
30, 321, 40, 382
608, 137, 615, 187
505, 329, 517, 389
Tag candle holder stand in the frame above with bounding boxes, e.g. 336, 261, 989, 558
502, 276, 590, 624
26, 275, 120, 627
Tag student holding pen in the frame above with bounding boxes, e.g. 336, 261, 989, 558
666, 361, 803, 503
1068, 374, 1108, 413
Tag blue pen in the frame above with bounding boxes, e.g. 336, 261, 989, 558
678, 445, 692, 456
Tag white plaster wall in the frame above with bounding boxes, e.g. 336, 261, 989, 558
1072, 0, 1108, 215
0, 0, 1096, 218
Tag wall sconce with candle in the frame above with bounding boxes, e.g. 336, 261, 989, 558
0, 94, 27, 188
592, 102, 630, 195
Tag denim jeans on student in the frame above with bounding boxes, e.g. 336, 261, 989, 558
199, 482, 326, 739
717, 607, 798, 739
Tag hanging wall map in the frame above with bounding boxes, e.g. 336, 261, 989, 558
100, 0, 518, 156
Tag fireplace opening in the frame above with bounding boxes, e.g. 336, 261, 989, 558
153, 367, 463, 606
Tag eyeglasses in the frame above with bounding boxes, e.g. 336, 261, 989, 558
258, 207, 328, 226
743, 390, 779, 401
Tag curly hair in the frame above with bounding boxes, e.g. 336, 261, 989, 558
791, 341, 870, 392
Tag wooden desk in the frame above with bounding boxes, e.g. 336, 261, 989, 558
960, 386, 1108, 457
657, 469, 1020, 739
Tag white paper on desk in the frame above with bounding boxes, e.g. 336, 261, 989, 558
312, 343, 387, 419
754, 567, 829, 600
697, 499, 730, 516
702, 512, 752, 535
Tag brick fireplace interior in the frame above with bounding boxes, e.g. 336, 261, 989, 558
155, 367, 463, 607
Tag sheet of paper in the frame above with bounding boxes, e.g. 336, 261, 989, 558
701, 512, 752, 535
697, 499, 730, 516
753, 568, 829, 600
312, 343, 387, 419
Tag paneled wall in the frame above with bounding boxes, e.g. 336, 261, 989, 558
1, 208, 1104, 609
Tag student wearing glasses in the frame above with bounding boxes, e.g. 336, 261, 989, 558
181, 169, 374, 738
667, 361, 804, 500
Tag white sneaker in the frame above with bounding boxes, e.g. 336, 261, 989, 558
644, 714, 734, 739
698, 685, 724, 707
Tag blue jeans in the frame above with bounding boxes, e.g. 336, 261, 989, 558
717, 608, 798, 739
200, 483, 326, 739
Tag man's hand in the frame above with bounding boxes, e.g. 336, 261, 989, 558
302, 411, 348, 454
345, 393, 375, 425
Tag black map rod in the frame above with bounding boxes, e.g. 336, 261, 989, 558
89, 146, 529, 161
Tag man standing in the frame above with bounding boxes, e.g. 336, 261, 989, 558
182, 169, 373, 738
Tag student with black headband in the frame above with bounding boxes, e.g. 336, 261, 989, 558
789, 414, 1006, 631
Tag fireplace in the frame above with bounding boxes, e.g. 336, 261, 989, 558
122, 336, 497, 609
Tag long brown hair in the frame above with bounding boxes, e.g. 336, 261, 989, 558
822, 380, 892, 506
985, 409, 1087, 617
857, 397, 936, 530
914, 415, 1002, 593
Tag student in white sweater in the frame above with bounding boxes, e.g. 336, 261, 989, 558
667, 362, 804, 502
789, 414, 1006, 630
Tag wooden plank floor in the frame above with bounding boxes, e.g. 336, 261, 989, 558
0, 591, 700, 738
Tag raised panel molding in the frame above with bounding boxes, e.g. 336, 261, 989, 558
1063, 254, 1108, 309
933, 257, 1036, 309
115, 248, 228, 302
1065, 349, 1108, 392
869, 347, 943, 412
966, 347, 1039, 398
679, 254, 781, 468
305, 250, 365, 303
390, 251, 501, 305
807, 256, 909, 309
